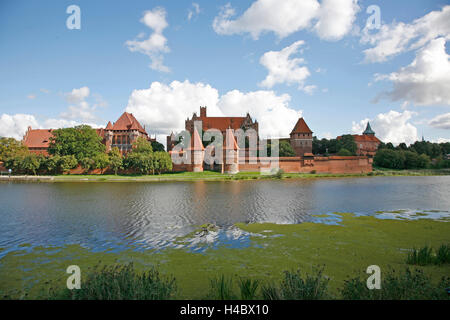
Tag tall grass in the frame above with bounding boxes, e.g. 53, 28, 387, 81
406, 244, 450, 266
43, 263, 449, 300
261, 268, 329, 300
48, 263, 177, 300
341, 268, 450, 300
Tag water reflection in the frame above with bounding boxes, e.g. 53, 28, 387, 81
0, 176, 449, 255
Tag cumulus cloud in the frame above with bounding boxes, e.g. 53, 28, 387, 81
433, 137, 450, 143
374, 38, 450, 106
212, 0, 359, 40
259, 40, 313, 91
361, 5, 450, 63
0, 113, 102, 141
0, 114, 40, 140
429, 113, 450, 130
188, 3, 200, 21
125, 80, 302, 140
352, 110, 418, 145
126, 7, 170, 72
61, 86, 100, 121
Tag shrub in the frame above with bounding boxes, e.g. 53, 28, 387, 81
206, 275, 236, 300
406, 244, 450, 266
340, 268, 450, 300
238, 278, 260, 300
48, 263, 176, 300
337, 148, 352, 156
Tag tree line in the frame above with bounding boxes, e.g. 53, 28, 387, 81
0, 125, 172, 175
374, 140, 450, 169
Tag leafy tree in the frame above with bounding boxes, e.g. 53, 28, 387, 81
132, 137, 153, 154
153, 151, 172, 174
4, 152, 42, 175
45, 155, 61, 175
108, 147, 123, 175
124, 152, 153, 174
0, 137, 28, 161
336, 135, 357, 155
94, 153, 110, 174
337, 148, 353, 156
151, 140, 165, 152
279, 140, 296, 157
374, 149, 405, 169
80, 157, 95, 173
59, 155, 78, 174
48, 125, 105, 161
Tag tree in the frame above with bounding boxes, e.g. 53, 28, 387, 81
0, 137, 28, 162
374, 149, 405, 169
337, 148, 352, 156
48, 125, 105, 161
4, 152, 42, 175
151, 140, 165, 152
59, 155, 78, 174
336, 135, 357, 155
45, 155, 61, 175
94, 153, 110, 174
279, 140, 296, 157
132, 137, 153, 154
80, 157, 95, 173
108, 147, 123, 175
124, 152, 153, 174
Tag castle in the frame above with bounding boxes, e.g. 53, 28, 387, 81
23, 112, 155, 156
21, 107, 378, 175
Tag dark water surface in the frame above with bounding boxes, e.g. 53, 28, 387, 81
0, 176, 449, 255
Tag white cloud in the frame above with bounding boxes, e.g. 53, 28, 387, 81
433, 137, 450, 143
61, 86, 98, 121
125, 80, 302, 140
126, 7, 170, 72
352, 110, 418, 145
361, 5, 450, 63
259, 40, 313, 91
0, 114, 40, 140
374, 38, 450, 106
188, 3, 200, 21
0, 113, 103, 141
429, 113, 450, 130
212, 0, 359, 40
314, 0, 359, 41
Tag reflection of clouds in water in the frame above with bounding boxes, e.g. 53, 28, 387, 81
375, 209, 450, 221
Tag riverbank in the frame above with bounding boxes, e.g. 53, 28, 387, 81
1, 168, 449, 182
0, 213, 448, 299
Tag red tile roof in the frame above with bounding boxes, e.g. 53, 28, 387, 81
350, 134, 381, 143
111, 112, 147, 134
199, 116, 247, 132
291, 118, 312, 134
23, 128, 54, 148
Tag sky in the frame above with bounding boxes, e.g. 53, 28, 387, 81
0, 0, 449, 146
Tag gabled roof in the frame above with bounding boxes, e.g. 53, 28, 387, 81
23, 128, 54, 148
111, 112, 147, 134
291, 118, 312, 134
105, 121, 113, 130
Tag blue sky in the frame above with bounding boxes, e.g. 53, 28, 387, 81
0, 0, 449, 145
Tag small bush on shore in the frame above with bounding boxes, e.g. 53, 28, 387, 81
340, 268, 450, 300
406, 244, 450, 266
47, 263, 177, 300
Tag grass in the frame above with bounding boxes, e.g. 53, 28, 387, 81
45, 263, 177, 300
1, 214, 449, 299
340, 268, 450, 300
406, 244, 450, 266
39, 264, 449, 300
